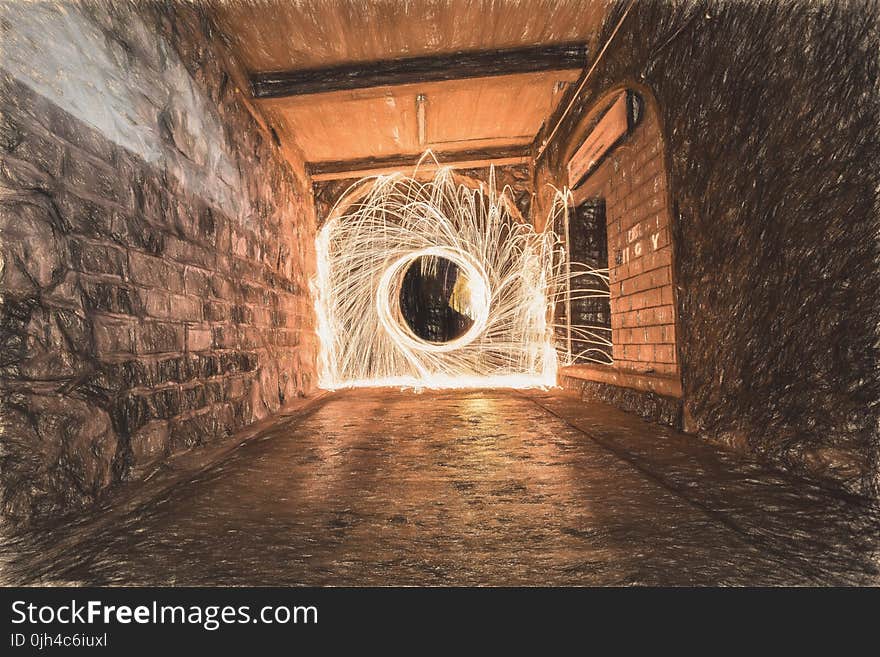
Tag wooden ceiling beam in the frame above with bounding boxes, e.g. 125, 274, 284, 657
251, 43, 588, 99
307, 144, 532, 181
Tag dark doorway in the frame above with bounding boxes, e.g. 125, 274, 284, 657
561, 199, 612, 364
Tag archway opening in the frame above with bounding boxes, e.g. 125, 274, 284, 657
399, 254, 479, 344
313, 166, 561, 388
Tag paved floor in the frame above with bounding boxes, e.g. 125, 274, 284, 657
3, 388, 879, 585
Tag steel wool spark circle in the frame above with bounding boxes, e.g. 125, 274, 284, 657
375, 245, 491, 354
313, 162, 566, 389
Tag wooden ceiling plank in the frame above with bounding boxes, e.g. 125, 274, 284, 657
213, 0, 608, 72
307, 144, 532, 181
251, 43, 587, 99
310, 156, 530, 182
265, 72, 571, 162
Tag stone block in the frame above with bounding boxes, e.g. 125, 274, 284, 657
41, 270, 82, 310
81, 280, 143, 316
118, 213, 166, 255
158, 103, 209, 167
169, 404, 233, 451
252, 306, 273, 327
93, 315, 136, 356
129, 250, 184, 292
68, 238, 127, 277
186, 325, 212, 352
53, 309, 91, 354
18, 309, 91, 382
210, 274, 233, 299
211, 325, 237, 349
43, 99, 116, 165
106, 358, 153, 390
0, 199, 64, 294
203, 299, 230, 322
131, 172, 168, 225
155, 355, 186, 384
0, 393, 118, 520
114, 285, 143, 316
223, 375, 246, 401
53, 189, 114, 237
242, 282, 270, 305
180, 382, 207, 412
204, 380, 224, 404
0, 151, 54, 192
232, 257, 262, 283
63, 148, 120, 203
231, 304, 252, 325
112, 390, 151, 437
231, 396, 253, 428
197, 206, 216, 243
130, 420, 170, 466
237, 326, 260, 348
127, 250, 162, 288
169, 294, 202, 321
193, 353, 220, 378
137, 320, 184, 354
140, 287, 172, 319
0, 117, 65, 177
184, 266, 211, 296
146, 385, 181, 419
256, 361, 281, 415
165, 234, 214, 268
219, 351, 258, 375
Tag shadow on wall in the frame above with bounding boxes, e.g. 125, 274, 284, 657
0, 1, 317, 522
534, 0, 880, 497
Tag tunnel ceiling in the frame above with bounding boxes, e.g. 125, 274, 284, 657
210, 0, 609, 178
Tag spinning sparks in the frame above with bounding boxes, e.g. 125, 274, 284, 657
312, 156, 610, 390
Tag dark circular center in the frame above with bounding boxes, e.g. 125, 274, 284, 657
399, 255, 477, 344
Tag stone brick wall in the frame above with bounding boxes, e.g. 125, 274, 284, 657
533, 0, 880, 497
559, 375, 682, 428
565, 90, 678, 376
0, 1, 317, 521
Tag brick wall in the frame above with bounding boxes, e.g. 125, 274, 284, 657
533, 0, 880, 497
0, 1, 317, 520
565, 89, 679, 377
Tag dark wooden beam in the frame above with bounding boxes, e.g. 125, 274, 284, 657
307, 144, 532, 181
251, 43, 588, 99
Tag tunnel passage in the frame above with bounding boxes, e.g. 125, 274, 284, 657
0, 0, 878, 534
399, 255, 478, 344
314, 169, 558, 388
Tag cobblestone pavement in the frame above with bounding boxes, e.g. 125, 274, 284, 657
4, 388, 879, 585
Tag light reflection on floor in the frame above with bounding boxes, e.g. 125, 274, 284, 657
3, 388, 878, 586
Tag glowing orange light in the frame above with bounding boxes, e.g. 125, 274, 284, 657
311, 155, 609, 391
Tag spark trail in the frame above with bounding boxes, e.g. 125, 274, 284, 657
312, 156, 610, 390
